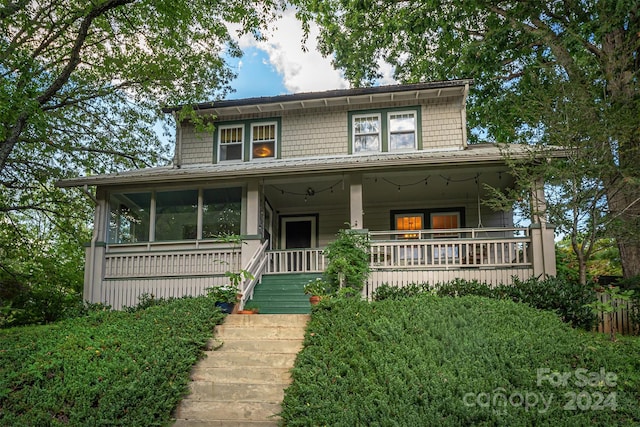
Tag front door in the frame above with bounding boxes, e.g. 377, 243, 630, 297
280, 216, 317, 272
281, 216, 317, 249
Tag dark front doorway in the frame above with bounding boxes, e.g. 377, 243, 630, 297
281, 215, 317, 249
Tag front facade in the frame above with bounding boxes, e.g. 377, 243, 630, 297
59, 80, 556, 309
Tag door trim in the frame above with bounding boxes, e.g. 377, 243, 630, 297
280, 214, 318, 249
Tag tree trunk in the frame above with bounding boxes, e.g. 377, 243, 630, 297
606, 186, 640, 278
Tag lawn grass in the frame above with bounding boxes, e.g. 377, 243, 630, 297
0, 296, 224, 426
281, 295, 640, 426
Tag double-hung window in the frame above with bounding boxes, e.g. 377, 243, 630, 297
252, 122, 276, 159
218, 125, 243, 162
350, 107, 420, 154
353, 114, 381, 153
389, 112, 417, 151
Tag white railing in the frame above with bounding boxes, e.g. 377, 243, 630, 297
239, 240, 270, 309
265, 248, 327, 273
104, 247, 241, 279
369, 227, 531, 269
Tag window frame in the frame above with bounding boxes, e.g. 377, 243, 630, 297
349, 106, 421, 154
388, 110, 418, 152
250, 121, 278, 161
352, 113, 382, 154
216, 124, 244, 163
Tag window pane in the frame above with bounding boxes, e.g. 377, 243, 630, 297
390, 113, 416, 151
155, 190, 198, 241
395, 214, 423, 239
202, 188, 242, 238
354, 116, 379, 134
220, 144, 242, 161
108, 193, 151, 243
432, 214, 459, 229
252, 124, 275, 158
219, 127, 243, 161
354, 135, 379, 152
390, 133, 416, 150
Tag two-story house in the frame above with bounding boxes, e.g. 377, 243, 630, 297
58, 80, 557, 310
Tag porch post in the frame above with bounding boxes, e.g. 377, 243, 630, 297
349, 173, 363, 229
242, 180, 262, 270
529, 178, 557, 277
84, 188, 107, 304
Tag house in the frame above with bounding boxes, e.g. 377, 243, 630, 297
58, 80, 557, 310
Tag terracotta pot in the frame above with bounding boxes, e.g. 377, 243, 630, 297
309, 295, 321, 305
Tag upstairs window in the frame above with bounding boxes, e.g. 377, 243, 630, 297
252, 123, 276, 159
353, 114, 381, 153
218, 125, 243, 162
389, 112, 417, 151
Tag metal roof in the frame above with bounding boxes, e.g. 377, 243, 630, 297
56, 144, 562, 188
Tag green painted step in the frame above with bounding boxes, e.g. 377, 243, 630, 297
249, 273, 322, 314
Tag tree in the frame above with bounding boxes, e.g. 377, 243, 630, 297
292, 0, 640, 278
1, 0, 279, 316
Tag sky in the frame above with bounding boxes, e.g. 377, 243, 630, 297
225, 9, 395, 99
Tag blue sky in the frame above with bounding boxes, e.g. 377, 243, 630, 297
225, 9, 394, 100
226, 47, 288, 99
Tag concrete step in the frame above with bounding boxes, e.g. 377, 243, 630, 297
214, 324, 306, 340
175, 400, 282, 422
199, 351, 298, 368
187, 382, 286, 403
173, 314, 308, 426
209, 339, 304, 353
222, 313, 309, 327
191, 367, 292, 384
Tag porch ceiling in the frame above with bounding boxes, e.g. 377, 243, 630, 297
263, 165, 515, 209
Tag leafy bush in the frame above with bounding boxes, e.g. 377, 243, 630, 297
371, 282, 430, 301
0, 296, 225, 426
498, 276, 597, 330
323, 228, 370, 292
373, 276, 598, 330
281, 295, 640, 426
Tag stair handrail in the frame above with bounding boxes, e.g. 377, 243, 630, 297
239, 239, 269, 310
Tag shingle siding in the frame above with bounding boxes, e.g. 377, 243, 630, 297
178, 96, 464, 165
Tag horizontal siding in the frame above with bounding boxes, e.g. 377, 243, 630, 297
100, 276, 228, 310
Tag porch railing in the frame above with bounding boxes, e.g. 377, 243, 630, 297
239, 240, 269, 308
104, 247, 240, 279
265, 248, 327, 273
368, 227, 530, 269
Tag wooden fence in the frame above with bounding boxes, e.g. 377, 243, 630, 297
595, 292, 638, 336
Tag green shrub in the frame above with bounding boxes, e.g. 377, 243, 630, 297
373, 276, 598, 330
497, 276, 598, 330
371, 282, 430, 300
0, 296, 224, 426
281, 295, 640, 426
323, 228, 370, 292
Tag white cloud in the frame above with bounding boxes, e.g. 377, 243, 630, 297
234, 9, 397, 94
236, 10, 346, 93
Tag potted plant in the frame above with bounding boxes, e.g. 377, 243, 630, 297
238, 301, 260, 314
207, 283, 240, 314
304, 278, 329, 305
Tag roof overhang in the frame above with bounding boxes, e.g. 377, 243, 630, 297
56, 144, 566, 188
162, 80, 474, 117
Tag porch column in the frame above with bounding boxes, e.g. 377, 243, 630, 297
84, 188, 107, 304
529, 178, 557, 277
349, 173, 364, 229
242, 180, 262, 270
